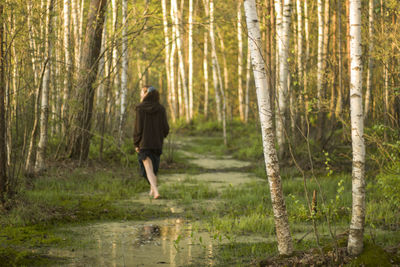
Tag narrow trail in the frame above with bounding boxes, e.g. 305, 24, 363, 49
47, 139, 266, 266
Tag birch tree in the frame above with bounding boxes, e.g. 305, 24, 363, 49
188, 0, 194, 119
317, 0, 324, 114
161, 0, 175, 122
237, 0, 245, 122
276, 0, 291, 157
244, 0, 293, 255
364, 0, 374, 119
36, 0, 55, 172
118, 0, 128, 142
172, 0, 189, 122
68, 0, 107, 162
209, 0, 227, 145
0, 2, 8, 203
203, 31, 209, 117
347, 0, 366, 256
62, 0, 72, 133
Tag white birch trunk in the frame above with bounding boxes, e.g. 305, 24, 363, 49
245, 45, 251, 123
203, 31, 209, 117
62, 0, 72, 133
111, 0, 120, 112
188, 0, 194, 119
336, 0, 343, 117
364, 0, 374, 119
244, 0, 293, 255
274, 0, 282, 97
209, 0, 221, 122
304, 0, 310, 115
119, 0, 128, 141
170, 2, 177, 119
36, 0, 54, 172
238, 0, 245, 121
97, 11, 108, 109
161, 0, 175, 122
296, 0, 303, 101
347, 0, 366, 256
317, 0, 324, 111
172, 0, 190, 122
276, 0, 291, 157
72, 0, 80, 70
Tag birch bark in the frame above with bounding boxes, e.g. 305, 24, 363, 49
364, 0, 374, 119
62, 0, 72, 133
188, 0, 194, 119
209, 0, 221, 122
238, 0, 245, 121
172, 0, 189, 122
203, 31, 209, 118
347, 0, 366, 256
118, 0, 128, 142
244, 0, 293, 255
36, 0, 54, 172
317, 0, 324, 112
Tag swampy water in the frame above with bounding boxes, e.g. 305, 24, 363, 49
47, 143, 266, 266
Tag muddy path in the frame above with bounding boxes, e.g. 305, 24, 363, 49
47, 138, 267, 266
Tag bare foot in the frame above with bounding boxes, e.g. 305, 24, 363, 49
153, 194, 161, 199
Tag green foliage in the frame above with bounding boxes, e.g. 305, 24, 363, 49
347, 242, 393, 267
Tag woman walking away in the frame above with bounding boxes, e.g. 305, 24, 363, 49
134, 86, 169, 199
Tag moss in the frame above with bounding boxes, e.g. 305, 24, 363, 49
347, 242, 392, 267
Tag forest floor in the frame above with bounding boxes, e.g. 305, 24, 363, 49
1, 134, 400, 266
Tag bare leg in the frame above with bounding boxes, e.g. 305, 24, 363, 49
142, 157, 160, 199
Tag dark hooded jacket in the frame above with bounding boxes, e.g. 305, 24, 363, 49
134, 92, 169, 151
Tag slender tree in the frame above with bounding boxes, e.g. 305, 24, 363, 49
62, 0, 72, 134
244, 0, 293, 255
347, 0, 366, 256
188, 0, 194, 119
35, 0, 55, 172
118, 0, 128, 142
238, 0, 245, 122
364, 0, 374, 119
0, 3, 8, 203
68, 0, 107, 162
203, 31, 209, 118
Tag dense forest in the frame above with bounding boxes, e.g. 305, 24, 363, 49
0, 0, 399, 265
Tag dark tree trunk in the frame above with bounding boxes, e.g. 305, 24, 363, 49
0, 4, 8, 202
68, 0, 107, 162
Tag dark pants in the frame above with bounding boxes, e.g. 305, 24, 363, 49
138, 149, 161, 183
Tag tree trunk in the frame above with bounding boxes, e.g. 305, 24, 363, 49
62, 0, 72, 134
209, 0, 227, 145
317, 0, 324, 115
347, 0, 366, 256
336, 0, 343, 117
304, 0, 310, 118
0, 3, 8, 203
364, 0, 374, 120
169, 1, 177, 121
72, 0, 81, 70
188, 0, 194, 119
118, 0, 128, 143
245, 45, 251, 123
244, 0, 293, 255
209, 0, 221, 122
35, 0, 54, 172
68, 0, 107, 162
296, 0, 303, 128
161, 0, 175, 122
238, 0, 244, 122
203, 31, 209, 118
276, 0, 291, 158
172, 0, 190, 122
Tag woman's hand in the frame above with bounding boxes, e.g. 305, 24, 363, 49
135, 147, 140, 153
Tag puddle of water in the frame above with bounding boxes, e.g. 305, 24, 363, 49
48, 219, 218, 266
181, 151, 251, 170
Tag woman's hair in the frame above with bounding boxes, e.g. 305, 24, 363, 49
142, 85, 160, 103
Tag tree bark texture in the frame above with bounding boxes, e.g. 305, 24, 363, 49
347, 0, 366, 256
68, 0, 107, 162
244, 0, 293, 256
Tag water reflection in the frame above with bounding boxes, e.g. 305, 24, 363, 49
49, 219, 215, 266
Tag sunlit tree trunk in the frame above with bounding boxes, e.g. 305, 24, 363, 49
244, 0, 293, 255
36, 0, 54, 172
296, 0, 303, 127
218, 31, 230, 120
209, 0, 227, 145
317, 0, 324, 115
203, 31, 209, 118
72, 0, 81, 70
0, 3, 8, 203
161, 0, 175, 122
347, 0, 366, 256
111, 0, 120, 116
364, 0, 374, 119
118, 0, 128, 142
188, 0, 193, 119
304, 0, 310, 117
245, 46, 251, 123
68, 0, 107, 162
170, 1, 177, 120
62, 0, 72, 134
172, 0, 189, 122
276, 0, 291, 158
336, 0, 343, 117
238, 0, 244, 121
